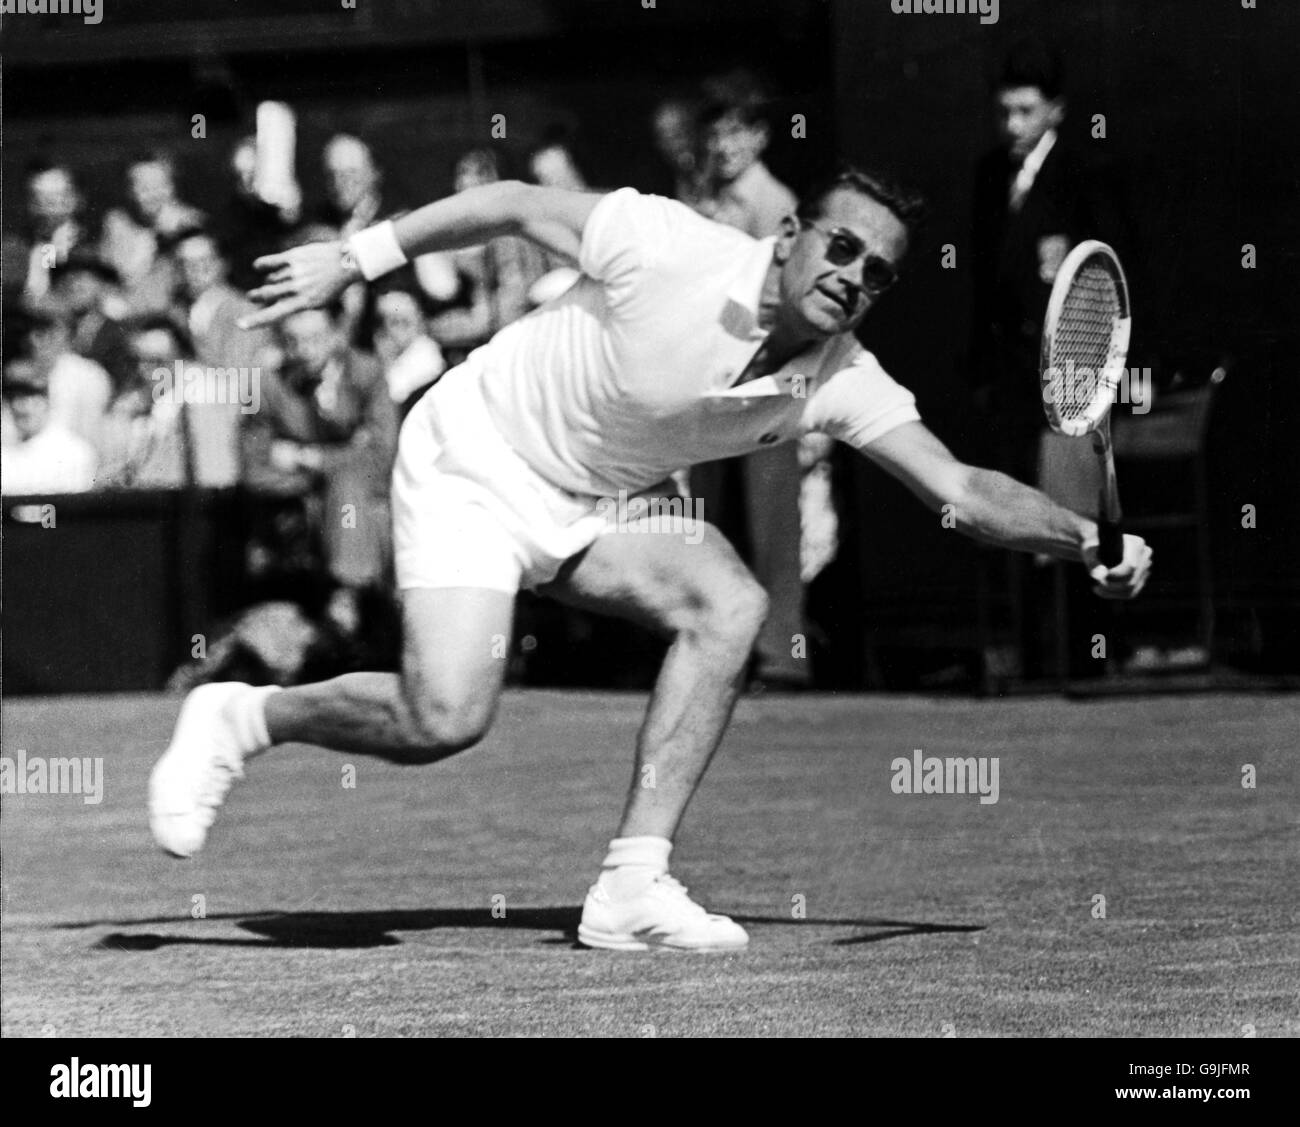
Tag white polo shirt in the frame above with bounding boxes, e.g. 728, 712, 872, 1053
469, 187, 920, 498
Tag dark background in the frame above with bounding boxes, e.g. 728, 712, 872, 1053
4, 0, 1297, 688
831, 0, 1299, 682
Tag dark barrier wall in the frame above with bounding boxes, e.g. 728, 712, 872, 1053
3, 492, 246, 693
830, 0, 1299, 661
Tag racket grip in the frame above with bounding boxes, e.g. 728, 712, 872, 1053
1096, 500, 1125, 568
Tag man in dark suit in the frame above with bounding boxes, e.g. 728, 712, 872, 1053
51, 249, 135, 397
970, 39, 1135, 678
2, 162, 89, 307
972, 39, 1134, 482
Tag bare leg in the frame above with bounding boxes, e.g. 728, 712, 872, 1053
743, 441, 808, 683
542, 522, 767, 841
264, 586, 514, 763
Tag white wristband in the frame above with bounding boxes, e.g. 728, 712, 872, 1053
346, 220, 407, 281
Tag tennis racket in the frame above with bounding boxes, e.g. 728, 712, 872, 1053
1040, 239, 1132, 567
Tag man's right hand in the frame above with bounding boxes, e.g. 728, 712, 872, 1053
239, 241, 361, 330
1083, 533, 1153, 600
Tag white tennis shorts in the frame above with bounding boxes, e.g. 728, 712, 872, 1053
392, 364, 611, 593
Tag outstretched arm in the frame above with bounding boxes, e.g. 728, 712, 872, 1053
862, 421, 1151, 598
240, 181, 599, 329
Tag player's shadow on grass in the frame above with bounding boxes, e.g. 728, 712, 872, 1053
79, 908, 983, 951
731, 915, 984, 946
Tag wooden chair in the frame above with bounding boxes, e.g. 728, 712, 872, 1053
1048, 360, 1230, 685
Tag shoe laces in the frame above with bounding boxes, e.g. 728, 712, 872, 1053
198, 740, 245, 809
651, 874, 708, 916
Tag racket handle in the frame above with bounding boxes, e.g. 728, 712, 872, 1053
1096, 495, 1125, 568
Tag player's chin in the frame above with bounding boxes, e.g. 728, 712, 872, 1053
802, 297, 852, 336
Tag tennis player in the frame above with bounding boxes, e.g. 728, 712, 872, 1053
149, 167, 1152, 951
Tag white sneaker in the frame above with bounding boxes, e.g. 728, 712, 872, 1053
578, 873, 749, 952
149, 683, 253, 858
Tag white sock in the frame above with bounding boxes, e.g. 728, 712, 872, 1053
596, 836, 672, 900
223, 684, 282, 759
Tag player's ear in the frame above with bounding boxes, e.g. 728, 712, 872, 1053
773, 213, 800, 263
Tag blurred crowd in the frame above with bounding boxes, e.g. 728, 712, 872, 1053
5, 46, 1152, 686
3, 69, 819, 670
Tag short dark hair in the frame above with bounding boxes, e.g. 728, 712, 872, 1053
162, 224, 225, 260
124, 313, 195, 358
24, 159, 76, 186
3, 359, 49, 400
50, 247, 121, 287
997, 38, 1065, 100
797, 164, 928, 239
699, 97, 767, 131
699, 68, 769, 129
127, 148, 177, 176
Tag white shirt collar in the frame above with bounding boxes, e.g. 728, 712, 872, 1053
722, 236, 778, 339
1020, 127, 1058, 178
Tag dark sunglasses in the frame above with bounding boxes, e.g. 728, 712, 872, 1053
800, 219, 900, 294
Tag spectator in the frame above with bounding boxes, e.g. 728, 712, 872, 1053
50, 248, 135, 396
95, 316, 196, 489
100, 150, 207, 315
2, 360, 97, 495
372, 286, 446, 416
170, 226, 274, 486
529, 132, 590, 192
525, 131, 589, 304
424, 148, 547, 364
311, 135, 391, 343
241, 305, 397, 636
970, 38, 1134, 483
19, 300, 113, 448
687, 76, 810, 691
969, 38, 1136, 680
2, 162, 89, 305
650, 96, 705, 205
695, 79, 798, 238
317, 134, 385, 238
217, 135, 303, 293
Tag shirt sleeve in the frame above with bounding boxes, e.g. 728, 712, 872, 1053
804, 347, 921, 450
578, 187, 696, 297
750, 183, 799, 240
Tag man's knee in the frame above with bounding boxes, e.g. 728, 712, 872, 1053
397, 692, 494, 764
689, 573, 770, 652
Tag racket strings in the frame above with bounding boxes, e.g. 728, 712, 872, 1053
1049, 260, 1120, 422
